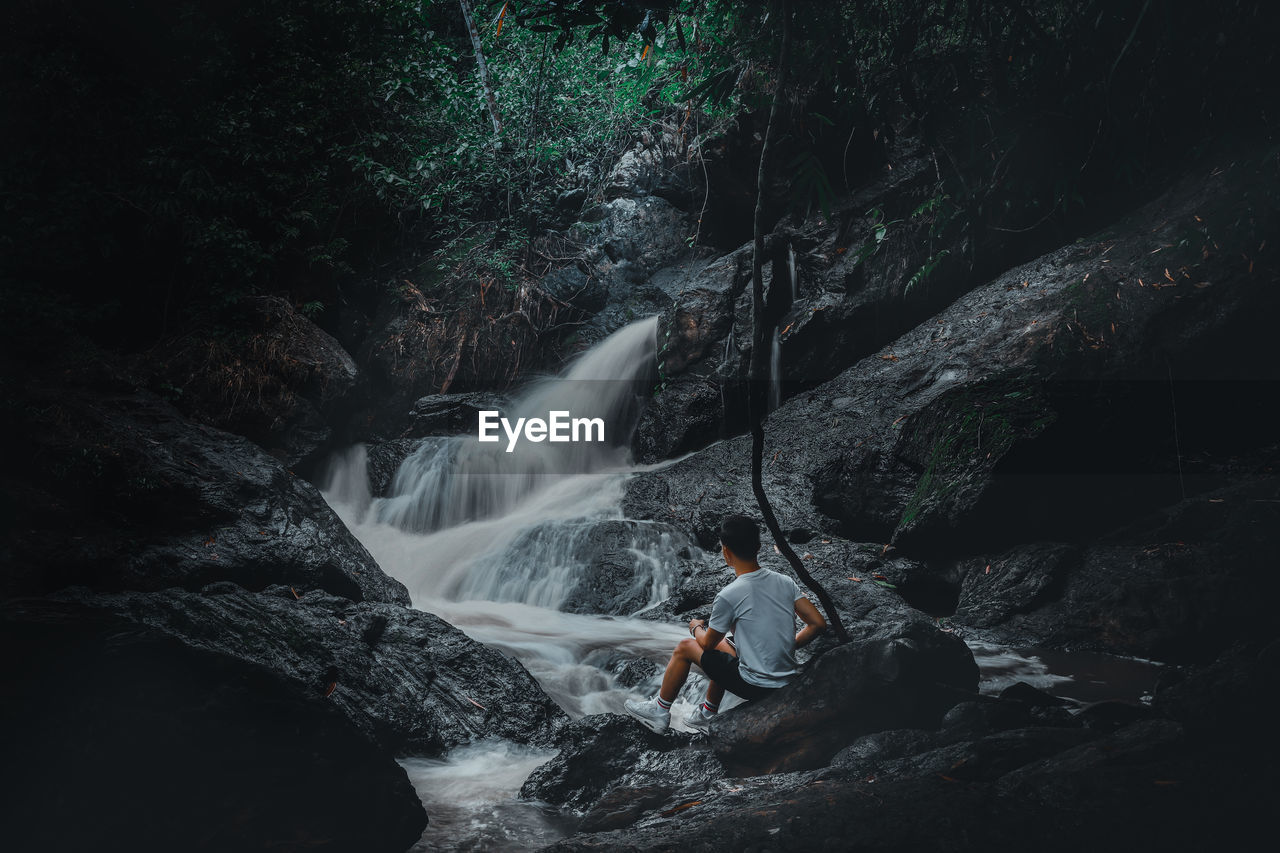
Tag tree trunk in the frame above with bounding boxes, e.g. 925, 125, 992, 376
459, 0, 502, 138
748, 0, 850, 644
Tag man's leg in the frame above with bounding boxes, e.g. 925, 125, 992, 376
658, 637, 702, 703
701, 637, 735, 709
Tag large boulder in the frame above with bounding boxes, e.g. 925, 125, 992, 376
624, 154, 1280, 555
57, 585, 568, 755
3, 388, 408, 603
519, 715, 703, 812
709, 621, 979, 775
0, 598, 426, 853
952, 472, 1280, 661
147, 295, 360, 470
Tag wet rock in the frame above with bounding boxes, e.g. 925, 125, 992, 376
540, 265, 609, 314
364, 438, 422, 497
547, 519, 690, 617
709, 621, 979, 775
55, 586, 567, 755
623, 157, 1280, 553
4, 389, 408, 603
1076, 700, 1152, 732
1, 598, 426, 853
1000, 681, 1071, 707
939, 698, 1038, 741
952, 542, 1080, 627
875, 726, 1099, 783
1153, 639, 1280, 736
953, 475, 1280, 660
828, 728, 939, 773
407, 391, 507, 439
557, 187, 588, 212
147, 295, 360, 471
519, 715, 698, 811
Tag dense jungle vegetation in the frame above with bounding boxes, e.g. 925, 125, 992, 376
2, 1, 1275, 366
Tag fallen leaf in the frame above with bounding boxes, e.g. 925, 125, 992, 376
662, 801, 702, 816
1208, 498, 1224, 503
880, 353, 900, 361
847, 576, 863, 582
463, 695, 487, 711
324, 681, 337, 697
290, 586, 300, 600
939, 775, 958, 782
985, 564, 991, 574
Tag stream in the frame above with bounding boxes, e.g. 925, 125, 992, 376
321, 316, 1164, 851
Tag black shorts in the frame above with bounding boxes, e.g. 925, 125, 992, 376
698, 648, 780, 701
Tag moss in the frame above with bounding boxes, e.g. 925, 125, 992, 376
896, 374, 1056, 536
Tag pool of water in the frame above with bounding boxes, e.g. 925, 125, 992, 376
969, 642, 1164, 706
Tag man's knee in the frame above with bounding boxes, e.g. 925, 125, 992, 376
674, 637, 701, 659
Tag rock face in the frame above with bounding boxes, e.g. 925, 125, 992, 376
57, 585, 568, 755
708, 621, 979, 775
519, 715, 704, 812
4, 388, 408, 604
149, 296, 361, 470
950, 471, 1280, 661
1, 598, 426, 853
541, 644, 1280, 852
624, 155, 1280, 557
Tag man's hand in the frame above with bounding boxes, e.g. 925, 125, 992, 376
688, 618, 707, 636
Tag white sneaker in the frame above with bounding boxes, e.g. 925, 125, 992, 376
685, 707, 715, 734
624, 698, 670, 733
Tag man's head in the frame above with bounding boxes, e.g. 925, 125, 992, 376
718, 514, 761, 565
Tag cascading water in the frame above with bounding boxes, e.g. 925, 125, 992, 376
788, 244, 798, 302
320, 316, 703, 849
769, 328, 783, 412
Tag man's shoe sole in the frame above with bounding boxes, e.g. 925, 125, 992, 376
625, 707, 668, 734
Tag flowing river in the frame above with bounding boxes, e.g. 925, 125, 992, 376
320, 316, 1162, 851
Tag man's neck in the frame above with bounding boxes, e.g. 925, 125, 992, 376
730, 560, 762, 577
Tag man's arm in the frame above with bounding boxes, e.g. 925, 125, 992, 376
688, 618, 726, 651
794, 596, 827, 648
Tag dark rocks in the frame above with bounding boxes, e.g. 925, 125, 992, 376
540, 266, 609, 314
531, 518, 689, 617
4, 388, 408, 604
623, 156, 1280, 555
407, 391, 507, 439
709, 621, 979, 775
148, 295, 360, 470
952, 474, 1280, 660
1000, 680, 1071, 707
56, 585, 568, 756
519, 715, 701, 811
1, 597, 426, 853
364, 438, 422, 497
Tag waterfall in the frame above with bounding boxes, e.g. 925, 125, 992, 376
769, 328, 782, 412
788, 244, 798, 302
321, 316, 691, 719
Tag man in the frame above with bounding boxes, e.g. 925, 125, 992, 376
625, 514, 827, 734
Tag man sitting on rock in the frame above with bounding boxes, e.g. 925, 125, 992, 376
625, 514, 827, 734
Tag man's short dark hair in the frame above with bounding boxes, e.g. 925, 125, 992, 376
719, 514, 760, 559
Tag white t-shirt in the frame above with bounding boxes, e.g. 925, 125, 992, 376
708, 567, 804, 687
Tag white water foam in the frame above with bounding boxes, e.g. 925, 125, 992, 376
321, 318, 720, 848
